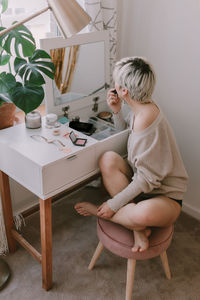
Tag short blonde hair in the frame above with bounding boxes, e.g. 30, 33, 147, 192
113, 57, 156, 103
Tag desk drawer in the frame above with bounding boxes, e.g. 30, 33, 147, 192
42, 147, 96, 194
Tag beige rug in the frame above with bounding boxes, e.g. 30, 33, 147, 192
1, 184, 200, 300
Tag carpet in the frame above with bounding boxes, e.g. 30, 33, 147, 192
1, 184, 200, 300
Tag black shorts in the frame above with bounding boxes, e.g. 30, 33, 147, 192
133, 193, 182, 207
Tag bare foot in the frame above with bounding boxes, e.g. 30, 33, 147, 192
132, 228, 151, 253
74, 202, 98, 216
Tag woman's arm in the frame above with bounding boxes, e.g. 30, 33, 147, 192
106, 127, 172, 212
107, 89, 127, 130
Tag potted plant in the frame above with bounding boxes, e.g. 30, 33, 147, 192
0, 0, 55, 129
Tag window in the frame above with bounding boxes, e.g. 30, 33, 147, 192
1, 0, 51, 47
0, 0, 89, 75
1, 0, 88, 46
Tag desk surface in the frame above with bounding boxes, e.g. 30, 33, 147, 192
0, 119, 97, 166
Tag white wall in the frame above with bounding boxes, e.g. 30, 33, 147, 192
10, 0, 200, 220
118, 0, 200, 219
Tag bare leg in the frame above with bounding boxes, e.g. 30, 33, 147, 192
98, 152, 151, 252
110, 196, 181, 252
132, 228, 151, 252
75, 151, 131, 215
99, 151, 133, 197
74, 200, 150, 252
74, 151, 151, 252
74, 202, 98, 216
74, 152, 181, 252
74, 196, 181, 252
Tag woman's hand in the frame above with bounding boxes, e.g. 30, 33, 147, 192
107, 89, 121, 114
97, 202, 115, 219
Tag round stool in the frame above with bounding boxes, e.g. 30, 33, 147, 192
88, 218, 174, 300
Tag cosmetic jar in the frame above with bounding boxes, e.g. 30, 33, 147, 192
46, 113, 58, 126
25, 111, 41, 129
52, 128, 60, 136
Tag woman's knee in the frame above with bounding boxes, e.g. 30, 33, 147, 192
129, 199, 178, 227
124, 203, 155, 227
98, 151, 121, 172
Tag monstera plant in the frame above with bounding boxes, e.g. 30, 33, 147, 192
0, 0, 55, 117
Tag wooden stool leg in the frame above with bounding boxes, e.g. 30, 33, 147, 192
88, 241, 104, 270
160, 251, 171, 280
126, 258, 136, 300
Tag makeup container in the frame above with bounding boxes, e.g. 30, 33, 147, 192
46, 113, 58, 126
25, 111, 41, 129
52, 128, 60, 136
69, 131, 87, 146
97, 111, 112, 121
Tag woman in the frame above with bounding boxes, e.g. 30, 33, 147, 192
75, 57, 188, 253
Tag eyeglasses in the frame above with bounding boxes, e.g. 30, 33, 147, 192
30, 135, 65, 148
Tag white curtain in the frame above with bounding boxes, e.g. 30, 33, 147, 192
0, 191, 24, 254
0, 198, 8, 255
84, 0, 117, 83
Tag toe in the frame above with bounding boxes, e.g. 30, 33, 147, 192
131, 246, 139, 253
139, 247, 145, 252
145, 229, 151, 237
74, 202, 85, 207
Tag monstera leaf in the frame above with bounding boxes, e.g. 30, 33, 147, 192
0, 72, 46, 113
0, 72, 16, 106
11, 82, 44, 114
0, 23, 36, 57
0, 72, 16, 93
14, 49, 55, 86
0, 53, 10, 65
0, 0, 8, 13
0, 44, 11, 65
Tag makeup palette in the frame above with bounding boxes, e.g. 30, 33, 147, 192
69, 131, 87, 147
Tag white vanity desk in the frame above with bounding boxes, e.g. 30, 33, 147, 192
0, 116, 129, 290
0, 121, 98, 200
0, 30, 129, 290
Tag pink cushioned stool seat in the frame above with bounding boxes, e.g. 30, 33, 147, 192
97, 218, 174, 260
88, 218, 174, 300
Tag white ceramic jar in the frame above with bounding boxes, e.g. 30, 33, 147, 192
25, 111, 41, 129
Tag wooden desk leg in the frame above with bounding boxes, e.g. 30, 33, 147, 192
0, 171, 16, 252
40, 198, 52, 291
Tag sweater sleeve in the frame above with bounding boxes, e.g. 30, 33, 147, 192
113, 106, 132, 131
107, 128, 174, 212
107, 176, 144, 212
112, 111, 127, 130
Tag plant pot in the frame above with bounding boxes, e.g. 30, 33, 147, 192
0, 103, 16, 130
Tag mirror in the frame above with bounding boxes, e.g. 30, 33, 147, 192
40, 31, 110, 115
51, 41, 105, 106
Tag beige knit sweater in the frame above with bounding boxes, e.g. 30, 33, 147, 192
107, 108, 189, 212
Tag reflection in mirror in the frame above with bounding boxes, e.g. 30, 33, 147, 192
50, 41, 105, 106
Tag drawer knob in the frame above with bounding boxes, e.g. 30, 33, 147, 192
67, 155, 77, 161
